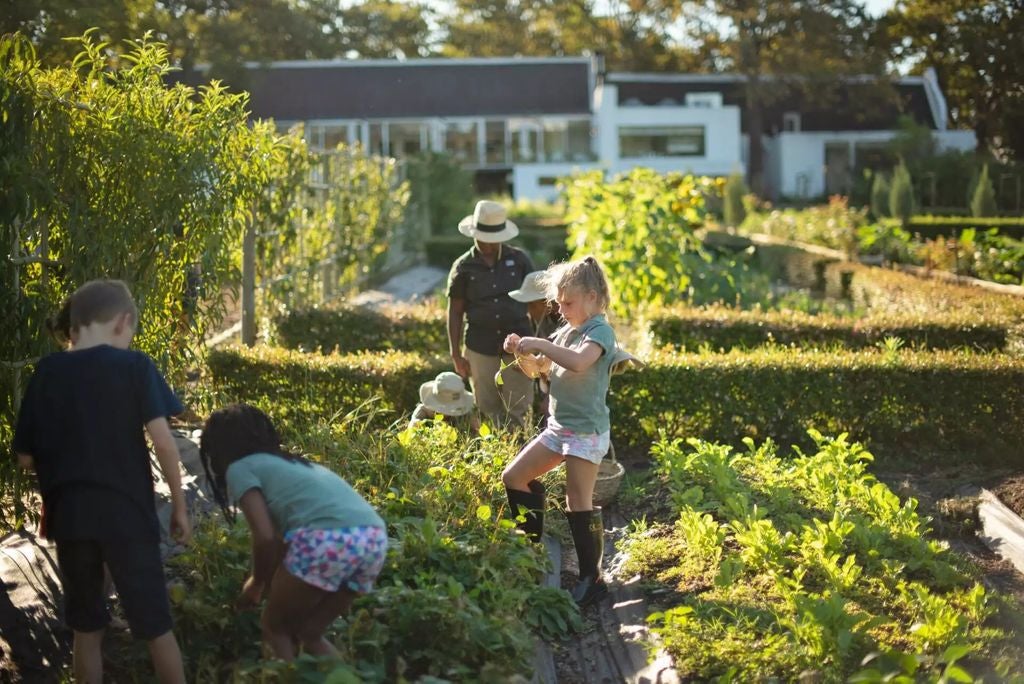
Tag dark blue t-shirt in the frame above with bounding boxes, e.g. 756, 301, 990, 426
12, 345, 183, 541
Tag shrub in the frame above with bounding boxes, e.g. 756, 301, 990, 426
646, 304, 1016, 352
274, 301, 447, 354
971, 164, 998, 218
740, 197, 867, 256
870, 172, 890, 220
609, 347, 1024, 463
723, 173, 747, 227
889, 160, 915, 225
406, 152, 474, 236
207, 346, 448, 427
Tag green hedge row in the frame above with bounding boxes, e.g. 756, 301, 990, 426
207, 346, 447, 426
754, 241, 1024, 320
891, 216, 1024, 240
274, 301, 447, 354
646, 304, 1020, 352
608, 348, 1024, 463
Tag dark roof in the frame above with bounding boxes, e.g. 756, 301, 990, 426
172, 59, 592, 120
609, 75, 938, 132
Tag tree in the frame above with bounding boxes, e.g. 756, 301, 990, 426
338, 1, 433, 59
870, 172, 890, 219
889, 160, 914, 224
681, 1, 890, 195
970, 164, 997, 218
887, 0, 1024, 160
723, 172, 747, 227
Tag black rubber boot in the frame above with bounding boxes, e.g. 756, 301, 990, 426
505, 480, 545, 542
566, 508, 608, 607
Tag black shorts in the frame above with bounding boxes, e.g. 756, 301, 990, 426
55, 539, 173, 641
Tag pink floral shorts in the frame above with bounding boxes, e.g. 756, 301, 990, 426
283, 526, 388, 593
538, 424, 611, 464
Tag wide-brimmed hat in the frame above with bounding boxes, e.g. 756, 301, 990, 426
610, 347, 645, 377
509, 271, 548, 303
419, 371, 475, 416
458, 200, 519, 243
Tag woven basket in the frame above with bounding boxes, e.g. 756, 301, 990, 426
593, 442, 625, 507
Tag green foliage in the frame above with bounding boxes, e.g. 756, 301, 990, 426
646, 304, 1016, 352
625, 434, 1018, 680
870, 172, 891, 220
158, 417, 580, 682
564, 169, 767, 314
609, 347, 1024, 463
740, 196, 867, 256
970, 165, 998, 218
406, 152, 474, 236
889, 161, 916, 225
723, 172, 748, 227
274, 300, 446, 354
207, 346, 447, 428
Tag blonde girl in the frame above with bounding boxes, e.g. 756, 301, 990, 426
501, 256, 616, 606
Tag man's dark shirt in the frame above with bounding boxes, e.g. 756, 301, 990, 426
13, 345, 183, 541
448, 245, 534, 355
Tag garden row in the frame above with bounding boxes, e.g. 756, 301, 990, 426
619, 433, 1023, 680
208, 344, 1024, 465
129, 412, 579, 681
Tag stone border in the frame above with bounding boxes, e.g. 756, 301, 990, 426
978, 488, 1024, 575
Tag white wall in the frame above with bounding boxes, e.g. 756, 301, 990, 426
513, 162, 601, 201
597, 83, 744, 178
775, 129, 977, 198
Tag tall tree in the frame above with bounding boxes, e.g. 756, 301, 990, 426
886, 0, 1024, 160
338, 1, 433, 59
682, 1, 888, 194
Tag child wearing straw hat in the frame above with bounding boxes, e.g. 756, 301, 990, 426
508, 271, 563, 419
408, 372, 480, 434
446, 200, 535, 429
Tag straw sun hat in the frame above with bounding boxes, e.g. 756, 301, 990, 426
419, 372, 475, 416
458, 200, 519, 243
508, 271, 549, 303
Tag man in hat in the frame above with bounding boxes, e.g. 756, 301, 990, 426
447, 200, 535, 428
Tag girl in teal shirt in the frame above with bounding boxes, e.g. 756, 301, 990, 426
502, 256, 617, 606
200, 404, 386, 661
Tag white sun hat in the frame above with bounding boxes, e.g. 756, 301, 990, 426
419, 371, 475, 416
458, 200, 519, 243
508, 271, 548, 303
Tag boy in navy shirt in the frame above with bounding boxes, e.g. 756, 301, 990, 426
13, 279, 190, 683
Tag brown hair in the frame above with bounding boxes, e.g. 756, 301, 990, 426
544, 256, 611, 312
67, 280, 138, 332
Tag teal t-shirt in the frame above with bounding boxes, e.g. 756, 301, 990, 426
547, 314, 617, 434
226, 452, 384, 534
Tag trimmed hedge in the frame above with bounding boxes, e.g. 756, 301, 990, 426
647, 304, 1019, 352
888, 216, 1024, 240
207, 346, 447, 426
274, 301, 447, 354
608, 347, 1024, 463
753, 241, 1024, 320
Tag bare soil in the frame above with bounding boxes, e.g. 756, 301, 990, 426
992, 473, 1024, 521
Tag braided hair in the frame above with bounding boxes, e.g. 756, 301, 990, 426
199, 403, 310, 522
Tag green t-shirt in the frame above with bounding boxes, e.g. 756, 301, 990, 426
547, 314, 617, 434
226, 452, 384, 535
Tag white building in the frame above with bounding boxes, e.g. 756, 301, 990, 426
175, 57, 974, 201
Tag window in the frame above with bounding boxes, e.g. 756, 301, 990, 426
323, 124, 348, 151
388, 122, 425, 157
686, 92, 723, 108
567, 120, 594, 161
444, 121, 480, 164
510, 119, 540, 162
619, 126, 705, 158
783, 112, 801, 133
485, 120, 508, 165
544, 120, 569, 162
368, 123, 385, 156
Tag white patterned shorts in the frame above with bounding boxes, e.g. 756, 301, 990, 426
283, 525, 388, 594
538, 425, 611, 464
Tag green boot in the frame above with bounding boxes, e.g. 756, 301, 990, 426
566, 508, 608, 606
505, 479, 545, 542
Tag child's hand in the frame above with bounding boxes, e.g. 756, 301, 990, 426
503, 333, 521, 354
516, 336, 543, 355
236, 576, 263, 609
170, 499, 192, 545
